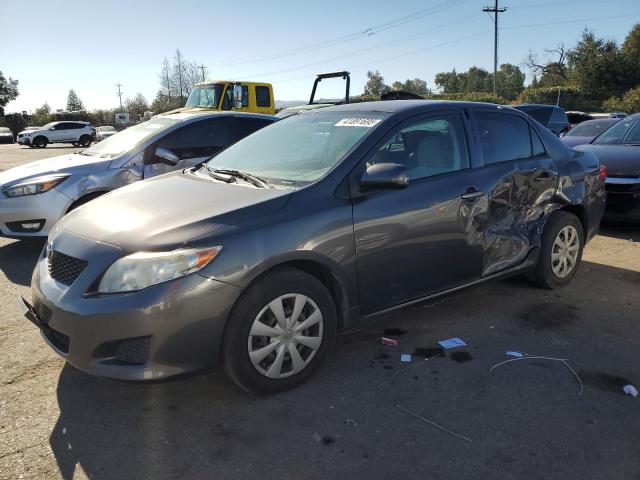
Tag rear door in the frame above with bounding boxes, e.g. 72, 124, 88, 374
352, 110, 487, 314
469, 109, 559, 275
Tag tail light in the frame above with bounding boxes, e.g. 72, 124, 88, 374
599, 164, 607, 182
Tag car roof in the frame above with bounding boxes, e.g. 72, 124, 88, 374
315, 99, 511, 114
155, 111, 277, 122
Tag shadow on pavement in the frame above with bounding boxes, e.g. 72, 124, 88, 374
599, 220, 640, 242
0, 238, 45, 286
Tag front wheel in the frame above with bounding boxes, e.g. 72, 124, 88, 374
529, 211, 584, 289
78, 135, 92, 147
33, 136, 48, 148
222, 268, 337, 394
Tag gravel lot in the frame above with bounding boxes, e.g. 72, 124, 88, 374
0, 143, 638, 480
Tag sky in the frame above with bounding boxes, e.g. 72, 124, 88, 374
1, 0, 639, 113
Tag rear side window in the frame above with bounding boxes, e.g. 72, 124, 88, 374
155, 118, 230, 160
476, 111, 532, 164
255, 86, 271, 107
531, 128, 546, 157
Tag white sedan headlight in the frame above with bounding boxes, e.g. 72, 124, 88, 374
98, 246, 222, 293
2, 174, 69, 197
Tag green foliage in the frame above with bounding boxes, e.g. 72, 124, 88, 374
602, 87, 640, 113
434, 64, 524, 100
0, 113, 26, 136
0, 70, 19, 115
150, 91, 182, 114
515, 86, 599, 111
33, 103, 52, 126
390, 78, 428, 95
425, 92, 507, 104
362, 70, 389, 100
66, 89, 85, 111
125, 92, 149, 120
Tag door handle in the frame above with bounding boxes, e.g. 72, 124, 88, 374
461, 188, 485, 201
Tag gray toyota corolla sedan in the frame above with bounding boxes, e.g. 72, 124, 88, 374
24, 101, 606, 393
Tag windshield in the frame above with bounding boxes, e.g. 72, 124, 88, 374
185, 84, 225, 109
0, 127, 10, 133
206, 110, 388, 185
516, 106, 553, 124
565, 119, 616, 138
82, 117, 179, 158
593, 116, 640, 145
97, 126, 115, 132
42, 122, 56, 129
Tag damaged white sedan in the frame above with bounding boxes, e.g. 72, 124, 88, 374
0, 111, 276, 238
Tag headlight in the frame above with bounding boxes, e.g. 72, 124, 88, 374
97, 246, 222, 293
2, 174, 68, 197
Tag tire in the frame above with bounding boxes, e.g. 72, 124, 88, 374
71, 142, 79, 147
529, 211, 584, 289
33, 136, 48, 148
222, 268, 337, 394
78, 135, 92, 147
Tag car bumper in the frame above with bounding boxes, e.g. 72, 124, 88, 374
0, 135, 13, 143
0, 188, 72, 238
17, 137, 31, 145
604, 177, 640, 221
28, 230, 241, 380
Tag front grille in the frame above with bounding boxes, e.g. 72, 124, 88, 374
48, 251, 88, 286
114, 336, 151, 365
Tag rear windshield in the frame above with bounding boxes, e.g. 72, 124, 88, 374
515, 106, 553, 124
565, 119, 616, 138
0, 127, 10, 133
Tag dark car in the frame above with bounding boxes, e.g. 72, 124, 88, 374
24, 101, 606, 393
576, 113, 640, 221
561, 118, 619, 148
515, 104, 571, 136
566, 111, 593, 126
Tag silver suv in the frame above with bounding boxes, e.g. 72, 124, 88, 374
17, 121, 95, 148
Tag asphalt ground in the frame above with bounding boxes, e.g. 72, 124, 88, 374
0, 142, 638, 480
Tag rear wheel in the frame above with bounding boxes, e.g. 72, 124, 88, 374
529, 211, 584, 289
78, 135, 92, 147
222, 268, 337, 394
33, 136, 48, 148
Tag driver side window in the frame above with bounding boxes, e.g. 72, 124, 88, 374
369, 115, 470, 181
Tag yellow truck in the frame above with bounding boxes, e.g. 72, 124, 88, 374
181, 81, 275, 115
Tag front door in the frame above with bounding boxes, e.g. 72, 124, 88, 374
352, 112, 486, 314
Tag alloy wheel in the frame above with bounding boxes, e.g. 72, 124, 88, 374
247, 293, 323, 379
551, 225, 580, 278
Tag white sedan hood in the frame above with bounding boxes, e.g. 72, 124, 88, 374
0, 153, 110, 187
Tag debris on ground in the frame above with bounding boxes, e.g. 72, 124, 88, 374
413, 347, 445, 359
438, 337, 467, 349
396, 404, 472, 442
489, 355, 584, 396
377, 352, 443, 387
506, 351, 525, 358
380, 337, 398, 346
400, 354, 412, 362
623, 384, 638, 398
344, 418, 358, 427
450, 351, 473, 363
384, 328, 407, 336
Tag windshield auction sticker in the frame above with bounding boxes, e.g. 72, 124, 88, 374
334, 118, 382, 127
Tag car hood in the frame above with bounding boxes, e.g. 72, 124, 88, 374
0, 153, 111, 187
58, 170, 293, 252
561, 136, 594, 148
575, 144, 640, 177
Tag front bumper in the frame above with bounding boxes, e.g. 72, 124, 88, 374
604, 177, 640, 221
17, 136, 31, 145
29, 230, 241, 380
0, 187, 72, 237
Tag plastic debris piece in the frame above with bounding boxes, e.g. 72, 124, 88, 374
344, 418, 358, 427
396, 404, 472, 442
413, 347, 445, 359
623, 385, 638, 398
380, 337, 398, 346
506, 351, 525, 358
401, 354, 412, 362
438, 337, 466, 349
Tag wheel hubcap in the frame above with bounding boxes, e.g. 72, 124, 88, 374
551, 225, 579, 278
248, 293, 323, 379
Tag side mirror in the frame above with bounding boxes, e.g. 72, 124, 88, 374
233, 84, 243, 109
49, 127, 56, 131
153, 147, 179, 166
359, 163, 409, 190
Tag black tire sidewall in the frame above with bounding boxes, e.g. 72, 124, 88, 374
537, 212, 584, 288
34, 136, 47, 148
223, 268, 337, 394
79, 135, 91, 147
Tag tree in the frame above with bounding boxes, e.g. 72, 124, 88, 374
0, 71, 19, 115
158, 57, 173, 102
125, 92, 149, 119
495, 64, 525, 101
603, 86, 640, 114
66, 89, 85, 111
622, 23, 640, 65
391, 78, 428, 95
33, 103, 52, 125
434, 68, 460, 93
363, 70, 389, 99
525, 44, 569, 86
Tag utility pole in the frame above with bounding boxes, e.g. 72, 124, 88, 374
483, 1, 507, 94
115, 83, 124, 110
198, 64, 207, 83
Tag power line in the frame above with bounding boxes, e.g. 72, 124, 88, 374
483, 1, 508, 95
502, 13, 640, 30
213, 0, 469, 67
